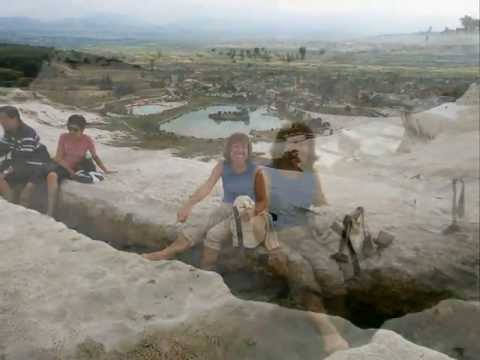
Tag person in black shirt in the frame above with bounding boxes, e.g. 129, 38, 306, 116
0, 106, 49, 204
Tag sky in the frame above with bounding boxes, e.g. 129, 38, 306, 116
0, 0, 478, 33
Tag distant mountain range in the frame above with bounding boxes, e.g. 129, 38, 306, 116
2, 15, 473, 49
0, 15, 361, 48
0, 16, 167, 42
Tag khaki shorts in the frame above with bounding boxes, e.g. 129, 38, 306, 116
181, 203, 233, 251
276, 209, 346, 299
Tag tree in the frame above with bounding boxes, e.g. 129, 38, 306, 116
254, 47, 260, 57
22, 62, 41, 78
460, 15, 480, 32
299, 46, 307, 60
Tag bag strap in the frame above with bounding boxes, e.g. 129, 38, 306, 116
331, 210, 362, 275
232, 206, 244, 249
344, 215, 361, 275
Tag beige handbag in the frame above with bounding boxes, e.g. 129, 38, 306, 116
230, 196, 280, 250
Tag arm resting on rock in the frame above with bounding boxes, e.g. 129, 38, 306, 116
185, 161, 223, 208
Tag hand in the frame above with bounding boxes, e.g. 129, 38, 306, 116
177, 205, 192, 223
2, 166, 13, 176
64, 166, 75, 177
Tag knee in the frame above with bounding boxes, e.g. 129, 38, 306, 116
23, 182, 35, 192
0, 176, 10, 191
205, 230, 222, 251
47, 172, 58, 185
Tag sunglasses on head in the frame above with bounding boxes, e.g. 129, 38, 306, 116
286, 135, 311, 144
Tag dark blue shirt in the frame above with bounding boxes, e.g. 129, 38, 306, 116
222, 161, 257, 203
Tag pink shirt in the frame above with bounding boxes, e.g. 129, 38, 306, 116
58, 133, 97, 171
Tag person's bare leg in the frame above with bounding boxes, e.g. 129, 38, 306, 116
252, 214, 265, 242
19, 182, 35, 208
46, 172, 58, 217
0, 177, 14, 202
200, 246, 220, 270
142, 233, 191, 260
303, 291, 349, 355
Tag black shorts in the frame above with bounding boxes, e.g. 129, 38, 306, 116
1, 163, 45, 186
45, 163, 71, 182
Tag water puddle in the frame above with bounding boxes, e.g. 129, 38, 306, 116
160, 105, 289, 138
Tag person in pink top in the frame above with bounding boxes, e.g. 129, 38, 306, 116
45, 114, 115, 216
57, 130, 97, 171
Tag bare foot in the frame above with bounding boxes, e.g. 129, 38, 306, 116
323, 333, 349, 355
142, 251, 173, 261
142, 236, 191, 261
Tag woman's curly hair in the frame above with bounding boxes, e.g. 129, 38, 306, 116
271, 122, 317, 171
